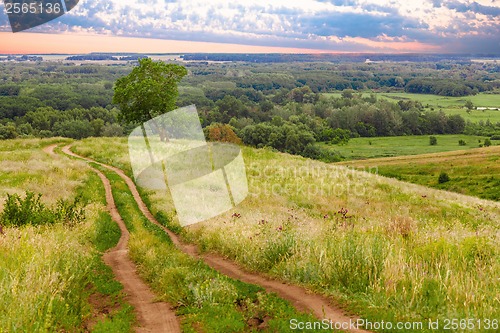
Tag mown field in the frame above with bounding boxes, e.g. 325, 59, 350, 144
319, 134, 499, 160
0, 139, 134, 332
338, 146, 500, 201
324, 92, 500, 123
73, 137, 500, 333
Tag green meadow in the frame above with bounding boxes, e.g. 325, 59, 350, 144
0, 139, 135, 332
320, 134, 497, 160
73, 137, 500, 333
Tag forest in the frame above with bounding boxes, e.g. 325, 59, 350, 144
0, 58, 499, 162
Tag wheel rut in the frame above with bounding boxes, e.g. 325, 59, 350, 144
46, 144, 181, 333
57, 143, 372, 333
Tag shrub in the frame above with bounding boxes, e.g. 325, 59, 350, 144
0, 124, 18, 140
204, 123, 242, 144
101, 123, 124, 137
438, 172, 450, 184
483, 138, 492, 147
490, 135, 500, 140
301, 144, 342, 163
0, 191, 84, 228
458, 139, 467, 146
429, 136, 437, 146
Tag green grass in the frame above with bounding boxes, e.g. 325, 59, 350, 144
338, 146, 500, 202
98, 166, 326, 332
0, 139, 135, 332
319, 134, 495, 160
73, 137, 500, 333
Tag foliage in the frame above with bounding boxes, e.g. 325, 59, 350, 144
113, 58, 187, 140
483, 138, 492, 147
204, 123, 242, 144
458, 139, 467, 146
438, 171, 450, 184
0, 123, 17, 139
405, 78, 489, 97
429, 136, 438, 145
0, 191, 84, 228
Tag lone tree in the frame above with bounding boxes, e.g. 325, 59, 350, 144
465, 100, 474, 113
113, 58, 187, 141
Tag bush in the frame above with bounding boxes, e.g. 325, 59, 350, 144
483, 139, 492, 147
458, 139, 467, 146
429, 136, 437, 146
101, 123, 124, 137
438, 172, 450, 184
0, 124, 18, 140
0, 191, 84, 228
204, 123, 242, 144
301, 144, 342, 163
490, 135, 500, 140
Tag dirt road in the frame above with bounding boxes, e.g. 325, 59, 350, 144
46, 144, 181, 333
59, 144, 372, 333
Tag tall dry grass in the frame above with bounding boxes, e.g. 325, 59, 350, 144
73, 138, 500, 330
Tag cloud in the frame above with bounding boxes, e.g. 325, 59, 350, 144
0, 0, 499, 53
445, 0, 500, 16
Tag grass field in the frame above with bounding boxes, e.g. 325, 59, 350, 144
73, 137, 500, 333
94, 164, 324, 332
338, 146, 500, 201
319, 134, 498, 160
323, 92, 500, 123
0, 139, 134, 332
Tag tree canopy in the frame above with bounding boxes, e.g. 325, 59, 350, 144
113, 58, 188, 125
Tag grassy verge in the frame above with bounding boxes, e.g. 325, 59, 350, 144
98, 166, 326, 332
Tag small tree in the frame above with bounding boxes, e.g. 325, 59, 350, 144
465, 100, 474, 112
113, 58, 187, 142
438, 172, 450, 184
429, 136, 437, 146
204, 123, 242, 144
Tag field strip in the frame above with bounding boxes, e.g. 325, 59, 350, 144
45, 144, 181, 333
337, 146, 500, 167
58, 143, 373, 333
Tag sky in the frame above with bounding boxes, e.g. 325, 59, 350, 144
0, 0, 499, 54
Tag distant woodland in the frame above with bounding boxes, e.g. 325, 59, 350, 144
1, 57, 499, 161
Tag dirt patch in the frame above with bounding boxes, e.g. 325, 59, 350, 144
84, 288, 122, 331
42, 144, 58, 156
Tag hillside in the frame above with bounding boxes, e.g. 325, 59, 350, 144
72, 137, 500, 332
338, 146, 500, 201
